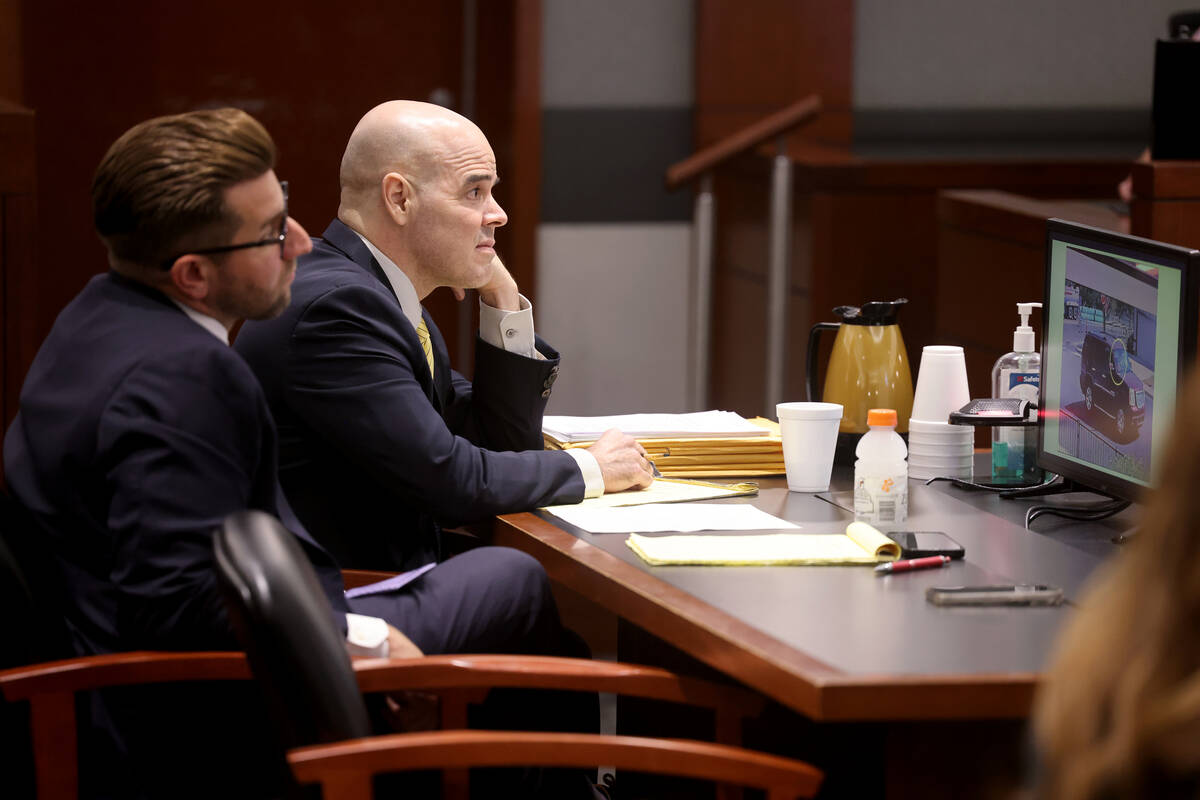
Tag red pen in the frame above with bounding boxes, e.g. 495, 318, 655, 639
874, 555, 951, 575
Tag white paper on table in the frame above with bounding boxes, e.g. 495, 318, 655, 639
546, 502, 799, 534
542, 410, 767, 443
542, 478, 754, 512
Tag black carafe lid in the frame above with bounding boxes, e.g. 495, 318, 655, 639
832, 298, 908, 326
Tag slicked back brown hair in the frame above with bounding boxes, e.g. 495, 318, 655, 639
91, 107, 276, 271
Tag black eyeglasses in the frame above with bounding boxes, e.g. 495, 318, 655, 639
160, 181, 289, 269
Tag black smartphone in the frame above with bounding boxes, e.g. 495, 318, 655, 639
885, 531, 965, 560
948, 397, 1033, 426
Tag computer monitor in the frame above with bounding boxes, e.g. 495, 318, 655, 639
1039, 220, 1199, 502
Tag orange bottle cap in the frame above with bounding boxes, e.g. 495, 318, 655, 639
867, 408, 898, 427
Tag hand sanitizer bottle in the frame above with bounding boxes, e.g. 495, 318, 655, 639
991, 302, 1043, 481
854, 408, 908, 524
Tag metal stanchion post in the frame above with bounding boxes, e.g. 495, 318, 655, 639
691, 173, 715, 410
764, 135, 793, 414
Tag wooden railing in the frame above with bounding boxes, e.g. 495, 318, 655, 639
666, 95, 822, 411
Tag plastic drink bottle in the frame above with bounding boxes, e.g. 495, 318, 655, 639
854, 408, 908, 524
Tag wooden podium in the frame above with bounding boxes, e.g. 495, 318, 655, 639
1131, 160, 1200, 249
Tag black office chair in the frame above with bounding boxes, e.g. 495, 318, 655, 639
0, 492, 72, 669
0, 491, 60, 799
213, 510, 824, 800
214, 508, 368, 751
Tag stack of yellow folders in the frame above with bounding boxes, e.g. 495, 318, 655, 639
542, 411, 785, 478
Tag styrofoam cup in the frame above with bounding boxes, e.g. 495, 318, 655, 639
910, 346, 971, 424
908, 440, 973, 452
907, 437, 974, 454
776, 402, 843, 492
907, 430, 973, 439
907, 441, 974, 458
908, 452, 974, 469
908, 418, 974, 436
909, 462, 973, 480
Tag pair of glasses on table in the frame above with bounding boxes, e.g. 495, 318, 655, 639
160, 181, 289, 269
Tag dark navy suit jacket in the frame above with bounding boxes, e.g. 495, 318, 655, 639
2, 272, 356, 795
235, 220, 585, 570
3, 271, 348, 658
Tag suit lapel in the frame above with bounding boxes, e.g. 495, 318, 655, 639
319, 220, 395, 293
319, 220, 443, 410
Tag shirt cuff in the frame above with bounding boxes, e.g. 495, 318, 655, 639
479, 293, 538, 358
565, 448, 605, 498
345, 612, 390, 658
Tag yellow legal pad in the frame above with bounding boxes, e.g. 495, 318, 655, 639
625, 521, 901, 566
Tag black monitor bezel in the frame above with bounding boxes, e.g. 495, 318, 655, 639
1038, 219, 1200, 502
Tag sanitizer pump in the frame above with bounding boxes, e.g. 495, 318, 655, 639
991, 302, 1042, 481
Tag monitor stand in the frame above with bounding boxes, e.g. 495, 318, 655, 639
999, 475, 1130, 527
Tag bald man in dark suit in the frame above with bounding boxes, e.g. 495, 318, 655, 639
236, 100, 654, 571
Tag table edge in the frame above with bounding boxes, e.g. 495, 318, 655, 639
496, 512, 1040, 721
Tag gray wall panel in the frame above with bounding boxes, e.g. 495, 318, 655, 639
855, 0, 1183, 109
538, 223, 691, 415
541, 108, 692, 223
543, 0, 694, 109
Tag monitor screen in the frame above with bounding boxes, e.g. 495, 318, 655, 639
1039, 219, 1199, 501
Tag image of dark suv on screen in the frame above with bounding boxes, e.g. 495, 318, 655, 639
1079, 330, 1146, 438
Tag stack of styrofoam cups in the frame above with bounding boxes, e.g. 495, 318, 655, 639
908, 345, 974, 481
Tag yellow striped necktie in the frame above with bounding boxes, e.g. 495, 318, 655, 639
416, 318, 435, 379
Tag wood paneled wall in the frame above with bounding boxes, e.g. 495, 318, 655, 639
692, 0, 855, 415
694, 0, 853, 148
0, 0, 20, 102
0, 100, 35, 435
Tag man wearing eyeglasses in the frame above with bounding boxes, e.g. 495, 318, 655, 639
4, 108, 594, 798
235, 100, 655, 572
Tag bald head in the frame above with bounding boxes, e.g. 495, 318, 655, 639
338, 100, 487, 216
334, 100, 507, 298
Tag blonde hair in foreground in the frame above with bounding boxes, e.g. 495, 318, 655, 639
1033, 370, 1200, 799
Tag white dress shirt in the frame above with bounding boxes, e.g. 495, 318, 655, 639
173, 300, 230, 345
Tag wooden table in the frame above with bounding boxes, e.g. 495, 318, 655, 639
495, 465, 1129, 797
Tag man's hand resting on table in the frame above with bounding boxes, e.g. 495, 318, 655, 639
588, 428, 656, 492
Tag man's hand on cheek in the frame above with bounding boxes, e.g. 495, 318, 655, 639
472, 254, 521, 311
